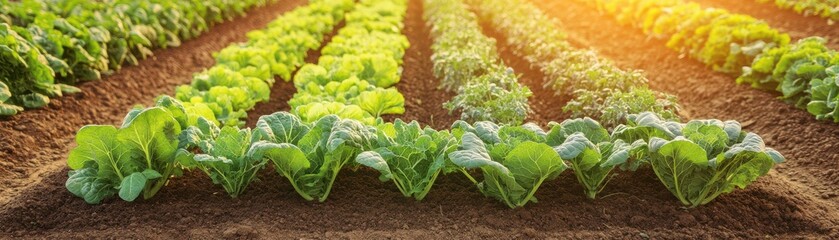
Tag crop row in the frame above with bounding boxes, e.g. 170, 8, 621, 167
757, 0, 839, 23
64, 0, 354, 203
288, 0, 409, 125
578, 0, 839, 123
68, 106, 785, 208
466, 0, 680, 128
0, 0, 276, 116
422, 0, 532, 125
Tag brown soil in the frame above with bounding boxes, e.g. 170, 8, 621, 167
0, 1, 308, 203
691, 0, 839, 49
2, 0, 839, 239
382, 4, 458, 130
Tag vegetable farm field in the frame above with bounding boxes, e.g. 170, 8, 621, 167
1, 0, 838, 238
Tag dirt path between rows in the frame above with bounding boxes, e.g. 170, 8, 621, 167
382, 5, 458, 130
1, 0, 838, 238
0, 0, 308, 205
691, 0, 839, 49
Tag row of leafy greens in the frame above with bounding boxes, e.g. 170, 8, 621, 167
288, 0, 409, 125
574, 0, 839, 124
68, 99, 785, 208
755, 0, 839, 22
466, 0, 680, 128
422, 0, 532, 125
0, 0, 276, 116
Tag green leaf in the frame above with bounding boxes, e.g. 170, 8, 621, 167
117, 107, 181, 169
358, 88, 405, 117
66, 167, 117, 204
118, 172, 148, 202
356, 150, 394, 181
504, 141, 566, 190
67, 125, 120, 170
251, 141, 311, 178
649, 137, 712, 206
611, 112, 682, 144
449, 133, 506, 173
141, 169, 163, 179
254, 112, 310, 144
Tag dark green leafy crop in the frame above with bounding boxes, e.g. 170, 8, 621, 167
646, 119, 785, 207
356, 119, 457, 200
449, 121, 567, 208
250, 112, 379, 202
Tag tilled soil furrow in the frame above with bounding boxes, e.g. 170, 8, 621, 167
381, 0, 458, 129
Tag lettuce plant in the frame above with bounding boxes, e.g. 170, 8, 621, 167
647, 119, 785, 207
290, 75, 404, 118
293, 101, 376, 125
547, 118, 630, 199
0, 82, 23, 116
443, 68, 532, 125
355, 120, 457, 200
249, 112, 379, 202
177, 119, 267, 198
65, 96, 215, 204
449, 121, 567, 208
66, 107, 181, 204
807, 66, 839, 122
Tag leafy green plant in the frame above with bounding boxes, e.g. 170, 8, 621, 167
291, 67, 405, 118
449, 121, 567, 208
565, 88, 681, 128
293, 101, 376, 125
443, 68, 532, 125
611, 112, 683, 143
807, 66, 839, 122
177, 119, 268, 198
647, 119, 785, 207
547, 118, 630, 199
250, 112, 379, 201
424, 0, 500, 91
355, 119, 457, 200
66, 105, 182, 204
